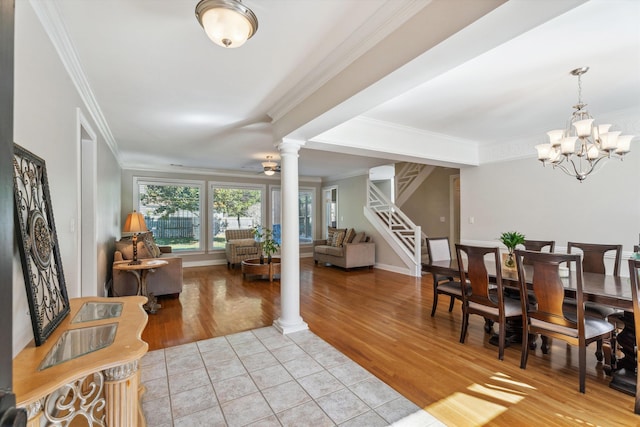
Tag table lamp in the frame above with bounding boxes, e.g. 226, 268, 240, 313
123, 210, 148, 265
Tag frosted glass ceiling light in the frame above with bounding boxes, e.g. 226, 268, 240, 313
262, 156, 279, 176
536, 67, 634, 182
195, 0, 258, 48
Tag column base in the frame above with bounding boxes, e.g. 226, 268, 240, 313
273, 318, 308, 335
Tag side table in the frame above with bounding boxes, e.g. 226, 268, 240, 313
241, 258, 281, 282
113, 259, 168, 313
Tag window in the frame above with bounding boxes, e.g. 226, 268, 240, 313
270, 187, 315, 244
134, 178, 204, 252
209, 183, 265, 250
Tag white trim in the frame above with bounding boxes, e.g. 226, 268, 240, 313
268, 0, 425, 122
76, 108, 98, 297
30, 0, 120, 163
449, 174, 460, 246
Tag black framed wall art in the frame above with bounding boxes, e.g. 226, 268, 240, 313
13, 143, 69, 346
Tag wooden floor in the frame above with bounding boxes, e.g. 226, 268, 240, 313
143, 259, 637, 426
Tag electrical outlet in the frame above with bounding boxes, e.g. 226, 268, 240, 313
469, 216, 475, 224
440, 216, 445, 222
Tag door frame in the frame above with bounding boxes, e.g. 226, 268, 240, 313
76, 109, 98, 296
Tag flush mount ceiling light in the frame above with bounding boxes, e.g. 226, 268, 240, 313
535, 67, 634, 182
262, 156, 280, 176
195, 0, 258, 48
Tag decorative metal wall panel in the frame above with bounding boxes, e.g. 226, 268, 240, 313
13, 143, 69, 346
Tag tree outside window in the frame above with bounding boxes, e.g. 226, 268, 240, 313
136, 180, 203, 252
211, 185, 263, 249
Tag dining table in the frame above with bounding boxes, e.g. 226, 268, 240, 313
422, 259, 636, 404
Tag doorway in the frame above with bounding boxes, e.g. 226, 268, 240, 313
322, 186, 338, 238
449, 174, 460, 245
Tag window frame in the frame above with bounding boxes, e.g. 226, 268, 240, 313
133, 177, 205, 254
269, 185, 316, 246
208, 181, 266, 251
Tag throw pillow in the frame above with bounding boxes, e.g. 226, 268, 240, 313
330, 230, 346, 247
344, 228, 356, 244
229, 238, 257, 246
115, 239, 152, 260
351, 231, 365, 244
141, 232, 161, 258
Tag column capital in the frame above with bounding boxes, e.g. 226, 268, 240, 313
277, 138, 305, 154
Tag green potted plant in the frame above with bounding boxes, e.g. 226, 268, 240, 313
499, 231, 525, 268
253, 226, 280, 264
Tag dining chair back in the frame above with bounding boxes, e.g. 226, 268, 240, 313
515, 250, 614, 393
627, 258, 640, 413
567, 242, 622, 276
522, 239, 555, 252
426, 237, 464, 317
522, 240, 555, 265
456, 244, 522, 360
427, 237, 452, 262
565, 242, 622, 361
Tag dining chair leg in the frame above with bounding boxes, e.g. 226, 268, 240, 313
498, 322, 505, 361
595, 339, 604, 362
541, 335, 550, 354
460, 310, 469, 344
520, 320, 529, 369
579, 345, 586, 393
430, 289, 438, 317
448, 296, 455, 312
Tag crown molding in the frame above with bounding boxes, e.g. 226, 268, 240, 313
29, 0, 120, 163
267, 0, 427, 122
122, 163, 322, 183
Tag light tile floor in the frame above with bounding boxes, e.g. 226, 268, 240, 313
140, 327, 445, 427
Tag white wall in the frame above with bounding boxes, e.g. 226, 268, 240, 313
460, 154, 640, 276
13, 2, 121, 355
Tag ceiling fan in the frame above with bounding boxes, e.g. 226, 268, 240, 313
262, 156, 281, 176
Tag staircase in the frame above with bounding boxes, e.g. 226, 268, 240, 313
394, 163, 435, 207
365, 180, 422, 276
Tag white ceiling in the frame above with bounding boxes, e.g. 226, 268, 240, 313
48, 0, 640, 178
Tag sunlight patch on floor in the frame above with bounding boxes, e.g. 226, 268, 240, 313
424, 372, 535, 425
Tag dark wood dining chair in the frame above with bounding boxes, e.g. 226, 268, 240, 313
566, 242, 622, 361
627, 258, 640, 413
427, 237, 465, 317
567, 242, 622, 276
515, 250, 614, 393
456, 244, 522, 360
522, 239, 555, 252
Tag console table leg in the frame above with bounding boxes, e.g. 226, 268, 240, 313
103, 361, 142, 427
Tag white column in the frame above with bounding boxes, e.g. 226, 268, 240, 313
273, 139, 308, 334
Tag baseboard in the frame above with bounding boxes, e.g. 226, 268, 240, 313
374, 263, 415, 277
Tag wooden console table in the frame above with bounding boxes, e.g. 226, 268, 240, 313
242, 258, 281, 282
13, 296, 148, 426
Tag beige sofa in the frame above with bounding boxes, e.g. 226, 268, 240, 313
112, 232, 183, 297
313, 227, 375, 270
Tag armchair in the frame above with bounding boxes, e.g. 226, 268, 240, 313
225, 229, 260, 268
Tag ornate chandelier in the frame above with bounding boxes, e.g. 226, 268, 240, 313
535, 67, 634, 182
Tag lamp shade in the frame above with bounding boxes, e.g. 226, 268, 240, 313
123, 211, 148, 234
195, 0, 258, 48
